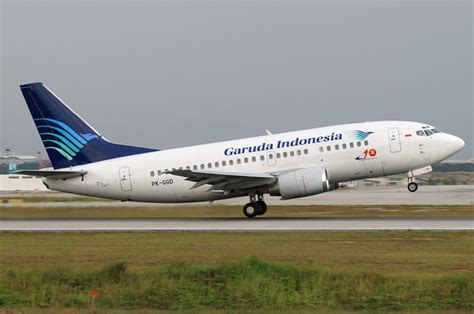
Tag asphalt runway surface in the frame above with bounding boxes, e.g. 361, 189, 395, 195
1, 218, 472, 231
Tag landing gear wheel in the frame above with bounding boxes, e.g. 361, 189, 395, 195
255, 201, 267, 215
407, 182, 418, 192
243, 203, 258, 218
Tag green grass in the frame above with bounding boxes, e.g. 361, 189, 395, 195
1, 204, 473, 218
1, 232, 473, 275
0, 257, 473, 311
1, 232, 473, 311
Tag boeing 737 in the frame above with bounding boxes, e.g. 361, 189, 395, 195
17, 83, 465, 217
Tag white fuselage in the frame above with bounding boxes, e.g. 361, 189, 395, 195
43, 121, 464, 203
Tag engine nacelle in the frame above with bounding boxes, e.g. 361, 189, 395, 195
268, 167, 331, 199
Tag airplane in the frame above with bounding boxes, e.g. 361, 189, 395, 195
16, 82, 465, 218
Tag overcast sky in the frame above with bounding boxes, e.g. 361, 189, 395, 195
1, 0, 472, 159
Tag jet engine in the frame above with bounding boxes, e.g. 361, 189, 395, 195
268, 167, 332, 199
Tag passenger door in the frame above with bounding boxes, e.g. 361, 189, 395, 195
388, 128, 401, 153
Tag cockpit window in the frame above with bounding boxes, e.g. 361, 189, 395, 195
416, 130, 425, 136
424, 130, 433, 136
431, 128, 440, 133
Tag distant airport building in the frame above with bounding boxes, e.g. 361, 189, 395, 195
0, 154, 51, 174
0, 153, 50, 192
0, 174, 48, 192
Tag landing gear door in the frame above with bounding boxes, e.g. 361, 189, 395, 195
388, 128, 401, 153
119, 167, 132, 191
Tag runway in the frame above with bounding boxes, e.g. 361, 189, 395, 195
1, 218, 472, 231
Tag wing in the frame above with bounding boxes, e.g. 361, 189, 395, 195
167, 169, 276, 193
14, 170, 87, 179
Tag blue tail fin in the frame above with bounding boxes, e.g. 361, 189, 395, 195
20, 82, 157, 169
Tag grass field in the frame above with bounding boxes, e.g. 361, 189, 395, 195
2, 232, 473, 274
1, 204, 473, 218
0, 231, 473, 311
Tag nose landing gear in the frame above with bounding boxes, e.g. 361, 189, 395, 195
243, 194, 267, 218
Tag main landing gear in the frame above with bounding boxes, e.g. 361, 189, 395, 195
407, 176, 418, 192
243, 194, 267, 218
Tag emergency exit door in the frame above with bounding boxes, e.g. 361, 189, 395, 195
119, 167, 132, 191
388, 128, 401, 153
267, 151, 276, 166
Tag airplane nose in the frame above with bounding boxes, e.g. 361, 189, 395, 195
445, 135, 465, 156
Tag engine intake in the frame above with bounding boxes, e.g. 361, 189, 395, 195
268, 167, 331, 199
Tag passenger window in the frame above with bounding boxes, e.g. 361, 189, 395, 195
158, 170, 162, 176
357, 142, 361, 147
200, 164, 205, 170
342, 143, 347, 149
207, 163, 212, 168
172, 168, 176, 171
319, 147, 324, 153
150, 171, 155, 177
237, 159, 241, 164
164, 169, 169, 172
178, 167, 183, 170
186, 166, 190, 170
290, 151, 295, 157
193, 165, 198, 170
269, 153, 274, 159
364, 140, 369, 146
214, 162, 219, 168
244, 157, 249, 163
252, 156, 256, 162
335, 145, 339, 150
229, 160, 234, 166
303, 149, 308, 155
260, 155, 265, 161
222, 161, 226, 167
276, 153, 281, 159
350, 142, 354, 148
283, 152, 288, 158
326, 146, 331, 152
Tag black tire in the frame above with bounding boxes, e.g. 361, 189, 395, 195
407, 182, 418, 192
243, 203, 258, 218
255, 201, 267, 215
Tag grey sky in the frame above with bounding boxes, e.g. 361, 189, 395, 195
1, 0, 472, 159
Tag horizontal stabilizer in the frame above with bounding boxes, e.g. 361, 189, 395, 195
14, 170, 87, 179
